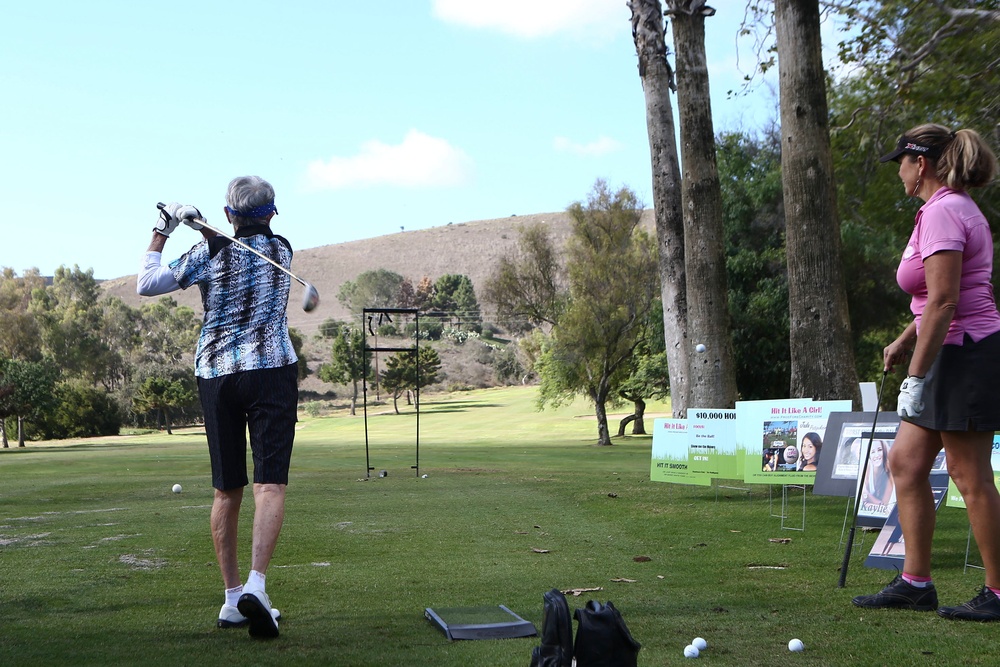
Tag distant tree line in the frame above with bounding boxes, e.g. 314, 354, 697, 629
0, 267, 197, 445
0, 262, 494, 444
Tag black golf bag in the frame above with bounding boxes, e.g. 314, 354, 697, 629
529, 589, 641, 667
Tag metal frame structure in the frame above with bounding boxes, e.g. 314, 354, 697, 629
362, 308, 421, 477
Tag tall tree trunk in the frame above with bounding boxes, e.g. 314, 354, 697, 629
1, 420, 8, 448
17, 415, 25, 447
592, 391, 612, 446
670, 2, 739, 410
629, 0, 690, 417
775, 0, 861, 404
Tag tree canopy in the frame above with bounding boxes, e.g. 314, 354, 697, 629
380, 346, 442, 414
537, 181, 660, 446
337, 269, 406, 316
318, 325, 371, 415
482, 223, 567, 332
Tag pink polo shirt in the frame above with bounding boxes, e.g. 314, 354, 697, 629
896, 187, 1000, 345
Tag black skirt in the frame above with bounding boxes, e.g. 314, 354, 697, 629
907, 329, 1000, 432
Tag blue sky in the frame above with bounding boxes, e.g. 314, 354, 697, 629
2, 1, 845, 280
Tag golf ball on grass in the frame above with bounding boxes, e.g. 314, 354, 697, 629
788, 638, 804, 652
684, 644, 700, 658
695, 343, 706, 353
692, 637, 707, 651
172, 484, 182, 494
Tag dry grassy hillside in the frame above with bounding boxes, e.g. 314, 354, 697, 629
101, 210, 654, 334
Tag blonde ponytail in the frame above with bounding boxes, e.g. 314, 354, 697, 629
903, 123, 997, 190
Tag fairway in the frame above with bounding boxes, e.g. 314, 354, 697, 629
0, 386, 993, 666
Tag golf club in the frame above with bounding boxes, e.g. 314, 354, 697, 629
837, 369, 889, 588
156, 203, 319, 312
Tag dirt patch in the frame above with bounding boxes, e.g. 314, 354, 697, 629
119, 553, 166, 570
0, 532, 51, 547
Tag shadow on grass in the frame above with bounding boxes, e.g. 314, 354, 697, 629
420, 402, 505, 413
2, 431, 209, 454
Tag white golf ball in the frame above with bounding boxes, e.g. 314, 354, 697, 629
171, 484, 182, 494
421, 474, 429, 479
788, 638, 804, 652
692, 637, 707, 651
684, 644, 700, 658
695, 343, 706, 353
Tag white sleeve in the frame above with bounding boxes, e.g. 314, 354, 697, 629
137, 251, 181, 296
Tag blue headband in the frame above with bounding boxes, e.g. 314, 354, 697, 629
225, 202, 277, 218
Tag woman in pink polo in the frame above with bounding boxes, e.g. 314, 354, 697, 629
852, 124, 1000, 621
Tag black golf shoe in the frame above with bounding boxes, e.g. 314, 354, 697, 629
237, 587, 280, 639
851, 575, 938, 611
937, 587, 1000, 621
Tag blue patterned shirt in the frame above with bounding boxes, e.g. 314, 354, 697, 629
170, 225, 298, 379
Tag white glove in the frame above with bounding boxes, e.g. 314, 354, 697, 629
897, 376, 926, 419
177, 205, 204, 231
154, 202, 183, 236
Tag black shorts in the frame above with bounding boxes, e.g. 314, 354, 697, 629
907, 330, 1000, 432
197, 363, 298, 491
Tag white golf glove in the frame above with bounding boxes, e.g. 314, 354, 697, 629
177, 205, 204, 231
897, 376, 926, 419
154, 202, 183, 236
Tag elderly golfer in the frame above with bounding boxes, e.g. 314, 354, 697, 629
137, 175, 298, 639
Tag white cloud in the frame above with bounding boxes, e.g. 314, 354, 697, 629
553, 135, 623, 156
305, 130, 474, 190
432, 0, 622, 41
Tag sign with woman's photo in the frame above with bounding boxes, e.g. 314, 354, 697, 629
855, 437, 901, 527
740, 400, 852, 484
865, 470, 951, 571
813, 412, 901, 498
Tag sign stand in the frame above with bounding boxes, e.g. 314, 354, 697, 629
362, 307, 421, 478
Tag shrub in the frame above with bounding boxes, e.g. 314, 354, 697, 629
404, 320, 443, 340
491, 345, 526, 385
29, 381, 122, 439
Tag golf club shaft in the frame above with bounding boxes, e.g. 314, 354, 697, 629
155, 203, 308, 287
191, 217, 309, 288
838, 370, 889, 588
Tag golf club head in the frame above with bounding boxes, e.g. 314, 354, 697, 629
302, 283, 320, 312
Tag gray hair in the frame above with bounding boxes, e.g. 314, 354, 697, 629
226, 175, 276, 228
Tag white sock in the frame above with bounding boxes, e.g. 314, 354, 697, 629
225, 585, 242, 607
246, 569, 266, 592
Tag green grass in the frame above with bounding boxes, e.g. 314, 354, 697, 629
0, 386, 992, 665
